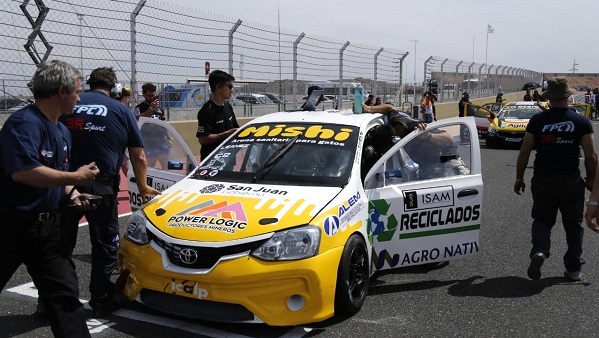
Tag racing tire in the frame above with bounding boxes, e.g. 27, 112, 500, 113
486, 137, 496, 148
335, 234, 369, 315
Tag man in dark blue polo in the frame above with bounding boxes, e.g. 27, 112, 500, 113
515, 77, 597, 281
0, 60, 99, 337
61, 67, 160, 316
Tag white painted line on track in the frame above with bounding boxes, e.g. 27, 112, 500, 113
4, 282, 256, 337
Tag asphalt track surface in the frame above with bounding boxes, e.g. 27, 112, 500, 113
3, 121, 599, 337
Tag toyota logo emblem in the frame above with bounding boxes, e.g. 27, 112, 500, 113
179, 248, 198, 265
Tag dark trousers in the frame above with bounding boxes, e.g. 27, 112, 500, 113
62, 181, 120, 305
530, 174, 585, 272
0, 215, 90, 338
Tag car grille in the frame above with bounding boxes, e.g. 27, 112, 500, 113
148, 231, 269, 269
497, 131, 525, 139
140, 289, 257, 322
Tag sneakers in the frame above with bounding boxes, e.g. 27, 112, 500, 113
563, 270, 583, 281
527, 252, 546, 280
90, 293, 126, 317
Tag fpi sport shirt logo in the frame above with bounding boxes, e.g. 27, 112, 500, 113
167, 200, 248, 234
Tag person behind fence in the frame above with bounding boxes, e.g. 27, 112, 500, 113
458, 91, 471, 117
60, 67, 160, 316
496, 92, 505, 103
523, 89, 533, 101
364, 94, 375, 106
374, 97, 382, 106
514, 77, 597, 282
135, 82, 165, 121
420, 91, 434, 122
0, 60, 100, 337
135, 82, 172, 168
197, 70, 239, 161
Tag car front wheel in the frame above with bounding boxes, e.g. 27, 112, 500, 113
335, 234, 369, 315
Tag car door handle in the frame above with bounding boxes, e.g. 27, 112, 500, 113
457, 189, 478, 197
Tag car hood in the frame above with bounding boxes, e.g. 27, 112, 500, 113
493, 117, 529, 131
142, 178, 341, 242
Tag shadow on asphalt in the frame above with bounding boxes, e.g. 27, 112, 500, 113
0, 314, 48, 338
447, 275, 589, 298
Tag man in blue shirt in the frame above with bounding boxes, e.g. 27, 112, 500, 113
61, 67, 160, 316
0, 60, 99, 337
515, 77, 597, 281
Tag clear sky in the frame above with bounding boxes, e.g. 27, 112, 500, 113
168, 0, 596, 80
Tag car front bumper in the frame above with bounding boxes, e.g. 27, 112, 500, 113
118, 239, 343, 326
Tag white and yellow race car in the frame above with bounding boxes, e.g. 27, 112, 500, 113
119, 112, 484, 326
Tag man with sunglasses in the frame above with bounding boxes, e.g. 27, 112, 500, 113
196, 70, 239, 161
135, 82, 165, 121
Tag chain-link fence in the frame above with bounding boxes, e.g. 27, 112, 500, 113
1, 0, 540, 122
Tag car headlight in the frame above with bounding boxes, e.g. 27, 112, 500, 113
251, 226, 320, 261
124, 210, 150, 245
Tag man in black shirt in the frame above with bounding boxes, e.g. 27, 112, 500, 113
458, 91, 471, 117
134, 82, 165, 121
135, 82, 171, 168
515, 77, 597, 281
196, 70, 239, 161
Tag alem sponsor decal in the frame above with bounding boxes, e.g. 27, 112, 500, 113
167, 200, 248, 234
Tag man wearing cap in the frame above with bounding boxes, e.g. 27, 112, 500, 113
515, 77, 597, 282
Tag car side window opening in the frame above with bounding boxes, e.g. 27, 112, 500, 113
366, 123, 472, 188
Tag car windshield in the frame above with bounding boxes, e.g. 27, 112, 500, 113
498, 105, 543, 119
194, 122, 359, 186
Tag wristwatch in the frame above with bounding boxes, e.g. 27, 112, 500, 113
586, 199, 599, 206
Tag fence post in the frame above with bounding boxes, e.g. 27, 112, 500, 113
130, 0, 146, 103
455, 61, 463, 100
228, 19, 242, 76
338, 41, 349, 109
399, 52, 409, 104
467, 62, 475, 94
292, 32, 305, 109
478, 63, 485, 96
373, 47, 383, 96
440, 58, 448, 102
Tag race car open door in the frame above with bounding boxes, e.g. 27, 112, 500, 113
464, 103, 502, 138
127, 117, 198, 210
363, 117, 483, 274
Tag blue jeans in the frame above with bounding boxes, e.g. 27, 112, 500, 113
530, 174, 585, 272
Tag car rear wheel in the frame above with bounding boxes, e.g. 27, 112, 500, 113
335, 234, 369, 315
486, 136, 496, 148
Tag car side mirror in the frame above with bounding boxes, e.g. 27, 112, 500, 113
168, 161, 184, 170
